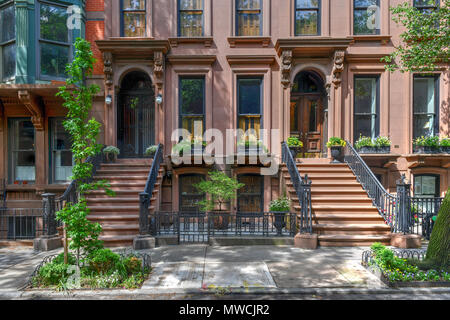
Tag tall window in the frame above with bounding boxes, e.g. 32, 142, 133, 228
39, 2, 71, 79
414, 175, 440, 197
8, 119, 35, 184
178, 0, 204, 37
0, 2, 16, 81
236, 0, 262, 36
295, 0, 320, 36
413, 0, 439, 13
179, 174, 205, 212
49, 118, 73, 184
413, 75, 439, 139
354, 0, 380, 35
121, 0, 146, 37
237, 174, 263, 212
238, 77, 263, 140
180, 77, 205, 140
354, 76, 380, 141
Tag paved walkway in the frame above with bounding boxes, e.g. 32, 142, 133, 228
0, 245, 448, 299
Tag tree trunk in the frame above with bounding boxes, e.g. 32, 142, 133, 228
425, 188, 450, 268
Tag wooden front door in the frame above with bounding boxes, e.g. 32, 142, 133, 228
290, 96, 324, 157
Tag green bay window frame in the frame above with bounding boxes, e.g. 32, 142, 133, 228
37, 1, 72, 80
413, 0, 440, 13
353, 75, 380, 142
295, 0, 321, 36
120, 0, 147, 37
413, 75, 440, 139
178, 0, 204, 37
353, 0, 380, 35
49, 118, 73, 184
237, 77, 263, 141
179, 76, 206, 140
0, 1, 16, 82
236, 0, 262, 36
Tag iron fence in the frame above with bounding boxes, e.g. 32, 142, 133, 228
152, 211, 297, 243
0, 208, 46, 240
410, 197, 443, 240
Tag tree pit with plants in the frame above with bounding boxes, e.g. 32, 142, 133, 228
362, 243, 449, 288
29, 250, 151, 291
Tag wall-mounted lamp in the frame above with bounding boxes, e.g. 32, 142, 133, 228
156, 94, 163, 105
105, 95, 112, 105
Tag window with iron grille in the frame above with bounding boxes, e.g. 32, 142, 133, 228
238, 77, 263, 141
38, 1, 71, 80
236, 0, 262, 36
180, 77, 205, 139
178, 0, 204, 37
0, 2, 16, 82
237, 174, 263, 212
295, 0, 320, 36
413, 75, 439, 139
179, 174, 206, 212
49, 118, 73, 184
354, 76, 380, 141
354, 0, 380, 35
413, 0, 439, 13
121, 0, 146, 37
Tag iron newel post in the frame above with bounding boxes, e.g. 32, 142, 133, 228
396, 174, 412, 235
139, 192, 150, 235
42, 193, 57, 237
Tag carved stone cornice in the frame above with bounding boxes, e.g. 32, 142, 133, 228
332, 50, 345, 88
18, 90, 44, 131
153, 51, 164, 91
281, 50, 293, 89
103, 51, 113, 90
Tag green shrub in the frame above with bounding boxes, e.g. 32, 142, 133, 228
269, 197, 291, 212
326, 137, 346, 148
440, 137, 450, 147
287, 137, 303, 148
37, 261, 71, 286
414, 136, 440, 148
103, 146, 120, 155
374, 136, 392, 147
123, 255, 142, 275
355, 135, 374, 149
88, 249, 122, 275
145, 145, 158, 155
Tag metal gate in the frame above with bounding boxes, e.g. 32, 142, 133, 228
153, 212, 209, 244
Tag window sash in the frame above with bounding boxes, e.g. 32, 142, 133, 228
236, 0, 262, 36
354, 76, 379, 140
0, 3, 15, 45
49, 118, 73, 184
178, 1, 204, 37
8, 118, 36, 184
353, 0, 380, 35
295, 0, 320, 35
413, 76, 439, 138
121, 0, 146, 37
179, 77, 205, 137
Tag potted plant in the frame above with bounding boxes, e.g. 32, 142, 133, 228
287, 136, 303, 159
355, 135, 375, 154
103, 146, 120, 163
194, 171, 245, 230
440, 136, 450, 154
326, 137, 346, 163
269, 197, 291, 236
145, 145, 158, 158
374, 136, 392, 154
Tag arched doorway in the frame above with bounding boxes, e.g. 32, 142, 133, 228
117, 71, 155, 158
290, 70, 326, 158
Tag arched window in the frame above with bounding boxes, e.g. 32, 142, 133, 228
291, 71, 324, 94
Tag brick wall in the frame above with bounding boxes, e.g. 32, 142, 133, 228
86, 0, 104, 12
86, 0, 105, 75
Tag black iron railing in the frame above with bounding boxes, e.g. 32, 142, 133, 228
344, 141, 444, 238
139, 143, 164, 235
281, 142, 312, 234
0, 208, 46, 240
153, 211, 297, 243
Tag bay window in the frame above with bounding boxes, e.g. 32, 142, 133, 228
0, 2, 16, 81
295, 0, 320, 36
178, 0, 204, 37
354, 76, 380, 141
236, 0, 262, 36
39, 2, 71, 79
121, 0, 146, 37
413, 75, 439, 139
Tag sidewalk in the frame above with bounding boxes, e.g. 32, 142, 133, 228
0, 245, 449, 300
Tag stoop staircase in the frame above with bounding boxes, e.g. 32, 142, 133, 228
85, 159, 164, 247
282, 159, 391, 247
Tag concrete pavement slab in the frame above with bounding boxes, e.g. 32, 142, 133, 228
143, 262, 204, 289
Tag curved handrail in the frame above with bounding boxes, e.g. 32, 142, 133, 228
281, 142, 312, 234
143, 143, 164, 196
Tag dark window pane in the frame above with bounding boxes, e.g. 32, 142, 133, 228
238, 79, 262, 115
295, 11, 318, 35
355, 78, 377, 114
413, 0, 438, 7
2, 43, 16, 80
309, 101, 318, 132
354, 0, 378, 8
413, 115, 435, 138
414, 175, 438, 197
9, 119, 35, 183
180, 175, 205, 212
180, 12, 203, 36
354, 116, 373, 139
237, 0, 261, 10
180, 78, 204, 115
296, 0, 319, 8
237, 13, 261, 36
354, 9, 379, 34
40, 43, 69, 78
123, 12, 146, 37
123, 0, 145, 10
180, 0, 203, 10
1, 5, 15, 43
414, 78, 435, 113
40, 4, 68, 43
292, 71, 322, 93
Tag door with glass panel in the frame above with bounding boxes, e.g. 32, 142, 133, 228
117, 72, 155, 158
8, 119, 35, 184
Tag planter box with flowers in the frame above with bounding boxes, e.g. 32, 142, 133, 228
326, 137, 346, 163
440, 137, 450, 154
355, 136, 391, 154
172, 139, 206, 157
287, 136, 303, 159
413, 136, 441, 154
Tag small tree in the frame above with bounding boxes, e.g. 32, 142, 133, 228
381, 1, 449, 73
194, 171, 244, 212
426, 189, 450, 269
56, 38, 114, 266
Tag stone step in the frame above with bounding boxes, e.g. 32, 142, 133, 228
89, 215, 140, 222
313, 223, 391, 235
318, 234, 391, 247
99, 235, 136, 247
